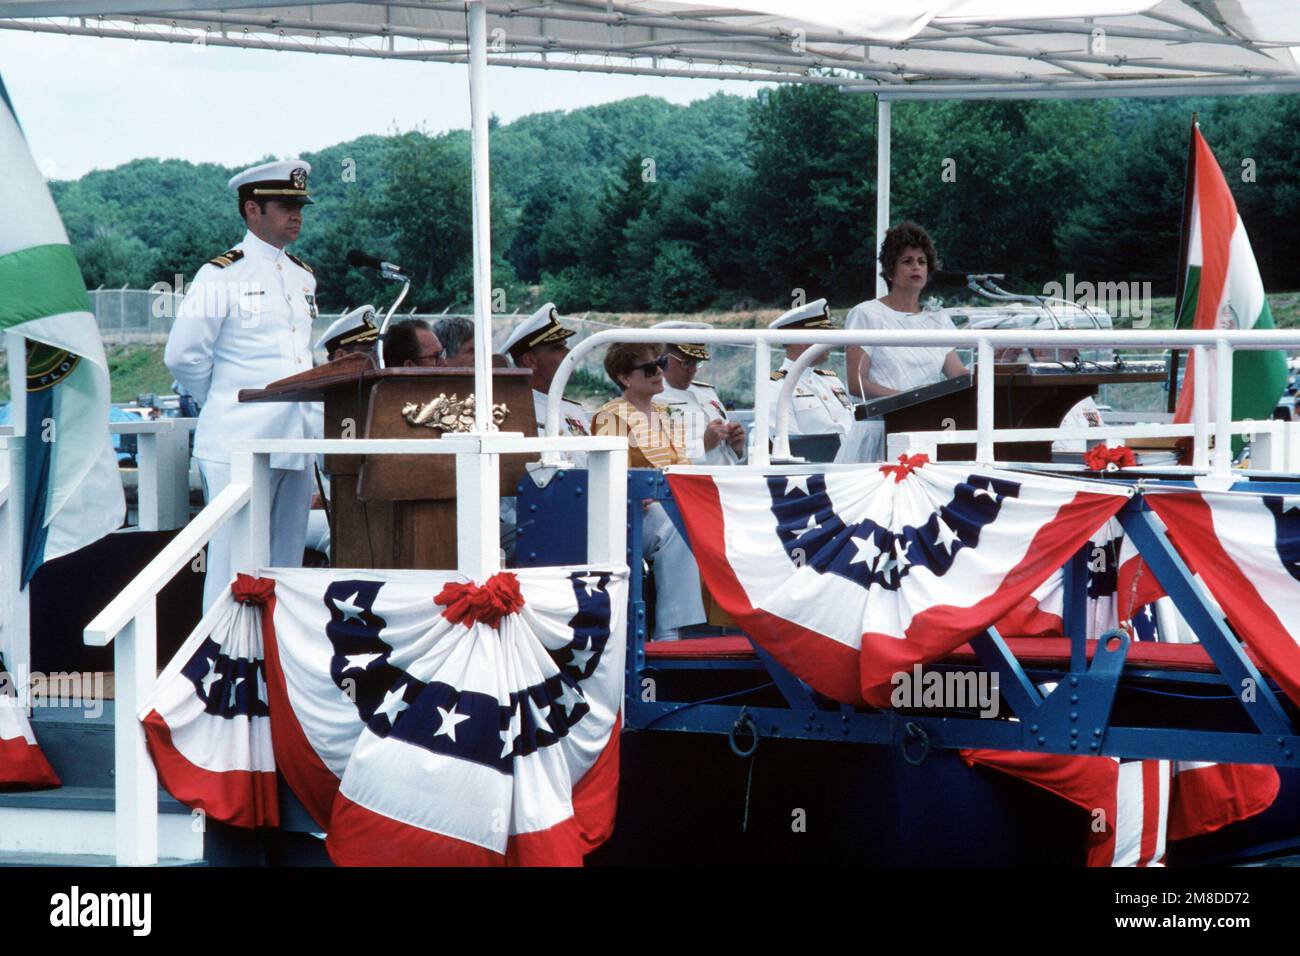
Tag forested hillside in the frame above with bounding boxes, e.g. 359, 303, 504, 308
50, 88, 1300, 316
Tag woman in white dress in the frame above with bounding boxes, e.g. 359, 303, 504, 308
845, 221, 968, 399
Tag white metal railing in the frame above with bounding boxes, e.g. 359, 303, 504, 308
886, 419, 1300, 473
110, 418, 196, 532
82, 433, 628, 866
0, 417, 194, 725
0, 436, 27, 732
548, 327, 1300, 476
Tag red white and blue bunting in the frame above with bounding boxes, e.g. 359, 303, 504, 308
1146, 489, 1300, 707
668, 456, 1130, 706
0, 669, 59, 790
140, 566, 627, 866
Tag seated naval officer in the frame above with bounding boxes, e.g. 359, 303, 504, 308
305, 306, 381, 561
383, 318, 445, 367
498, 305, 591, 561
316, 305, 380, 362
768, 299, 856, 439
433, 316, 476, 367
592, 342, 706, 641
652, 320, 746, 465
165, 158, 319, 612
501, 303, 592, 465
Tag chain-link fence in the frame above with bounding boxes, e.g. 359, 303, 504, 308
82, 294, 1193, 416
89, 288, 185, 345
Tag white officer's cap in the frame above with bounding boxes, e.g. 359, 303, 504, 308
315, 305, 378, 354
650, 320, 712, 361
228, 159, 314, 206
500, 303, 576, 365
769, 298, 832, 331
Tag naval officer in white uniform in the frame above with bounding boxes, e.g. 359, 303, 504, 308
651, 321, 746, 466
165, 159, 319, 610
502, 303, 592, 466
767, 299, 856, 438
304, 306, 382, 559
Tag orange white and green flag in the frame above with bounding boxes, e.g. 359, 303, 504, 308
1172, 126, 1288, 453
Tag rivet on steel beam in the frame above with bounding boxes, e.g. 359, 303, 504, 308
1069, 676, 1079, 687
1030, 724, 1039, 733
1037, 736, 1046, 745
1070, 712, 1078, 721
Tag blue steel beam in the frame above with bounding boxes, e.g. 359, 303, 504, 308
625, 700, 1300, 765
1062, 545, 1089, 672
1118, 501, 1294, 737
968, 626, 1042, 719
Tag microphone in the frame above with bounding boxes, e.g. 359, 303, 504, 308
346, 249, 406, 280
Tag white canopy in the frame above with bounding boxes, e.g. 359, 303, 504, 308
2, 0, 1299, 97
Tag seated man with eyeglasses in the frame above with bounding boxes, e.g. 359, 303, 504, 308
651, 320, 746, 466
382, 317, 445, 368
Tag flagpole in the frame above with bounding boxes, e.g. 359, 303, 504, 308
4, 333, 31, 710
1166, 111, 1198, 413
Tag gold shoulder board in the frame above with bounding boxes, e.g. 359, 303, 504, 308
207, 248, 245, 269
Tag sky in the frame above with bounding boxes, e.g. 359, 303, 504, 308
0, 30, 764, 181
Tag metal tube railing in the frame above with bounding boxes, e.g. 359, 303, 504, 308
82, 433, 627, 865
110, 418, 197, 531
549, 327, 1300, 471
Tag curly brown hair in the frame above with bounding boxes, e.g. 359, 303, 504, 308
879, 221, 940, 290
604, 342, 665, 390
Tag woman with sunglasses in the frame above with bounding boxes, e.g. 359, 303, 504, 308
593, 342, 705, 640
592, 344, 687, 467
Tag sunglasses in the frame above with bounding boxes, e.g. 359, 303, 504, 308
632, 355, 669, 377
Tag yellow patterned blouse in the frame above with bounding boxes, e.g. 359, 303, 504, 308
592, 398, 690, 469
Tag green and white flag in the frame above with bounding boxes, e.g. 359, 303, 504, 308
1173, 125, 1288, 453
0, 78, 124, 584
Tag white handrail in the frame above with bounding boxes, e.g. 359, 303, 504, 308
84, 481, 252, 647
82, 431, 629, 865
111, 418, 197, 531
108, 418, 197, 436
888, 419, 1285, 449
547, 326, 1300, 473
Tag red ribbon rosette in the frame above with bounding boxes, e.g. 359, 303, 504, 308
435, 572, 526, 630
231, 573, 276, 606
881, 452, 930, 484
1083, 444, 1136, 472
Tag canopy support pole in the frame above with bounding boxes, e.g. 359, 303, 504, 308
875, 97, 891, 298
467, 0, 494, 431
3, 333, 30, 710
464, 0, 501, 575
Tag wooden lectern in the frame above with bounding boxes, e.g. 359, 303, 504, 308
860, 361, 1167, 462
240, 353, 538, 569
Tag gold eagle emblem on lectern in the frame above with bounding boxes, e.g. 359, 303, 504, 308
401, 394, 508, 433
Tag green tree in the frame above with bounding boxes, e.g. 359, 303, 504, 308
77, 230, 157, 288
649, 241, 712, 312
